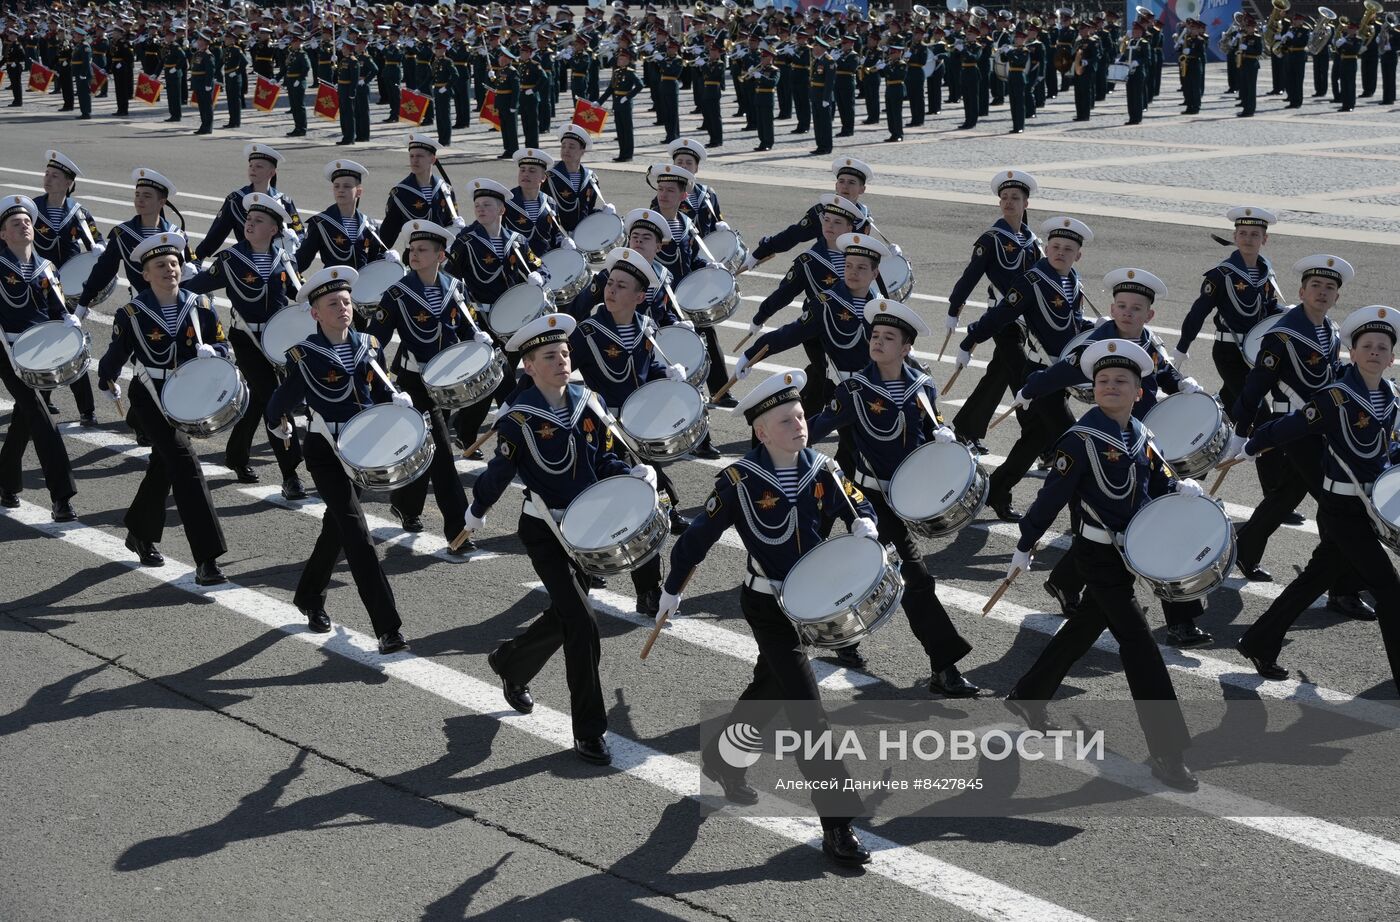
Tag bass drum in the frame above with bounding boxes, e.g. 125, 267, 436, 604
59, 249, 115, 310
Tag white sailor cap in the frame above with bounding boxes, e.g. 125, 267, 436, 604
736, 370, 808, 425
406, 220, 452, 247
864, 298, 930, 338
241, 192, 291, 226
0, 194, 38, 224
1041, 215, 1093, 246
819, 193, 862, 226
667, 137, 706, 164
559, 122, 593, 151
1079, 338, 1153, 380
301, 265, 359, 304
624, 208, 673, 244
648, 162, 695, 189
243, 142, 284, 165
991, 168, 1038, 196
1340, 305, 1399, 345
513, 147, 554, 170
132, 167, 177, 198
1103, 268, 1167, 303
45, 149, 81, 179
130, 231, 188, 265
469, 177, 510, 201
1226, 205, 1276, 228
407, 132, 440, 153
507, 311, 576, 354
604, 247, 661, 290
324, 159, 368, 183
831, 156, 872, 183
837, 231, 890, 264
1294, 254, 1354, 286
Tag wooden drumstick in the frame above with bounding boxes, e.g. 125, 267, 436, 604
731, 327, 758, 354
936, 328, 954, 362
942, 361, 966, 395
1208, 448, 1269, 496
987, 402, 1019, 432
982, 568, 1021, 616
640, 569, 697, 660
449, 526, 473, 552
461, 426, 497, 460
709, 345, 769, 405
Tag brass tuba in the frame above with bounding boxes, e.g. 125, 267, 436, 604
1359, 0, 1383, 43
1307, 7, 1337, 56
1263, 0, 1290, 57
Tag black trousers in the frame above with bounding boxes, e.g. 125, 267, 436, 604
493, 511, 661, 740
124, 379, 226, 563
295, 432, 402, 637
988, 388, 1073, 507
0, 347, 77, 502
614, 99, 635, 160
389, 368, 467, 540
960, 67, 979, 126
1212, 339, 1284, 493
1240, 493, 1400, 689
700, 326, 729, 397
227, 329, 302, 479
1238, 61, 1258, 116
1011, 537, 1192, 759
452, 352, 517, 448
702, 586, 863, 831
953, 322, 1026, 441
1313, 49, 1330, 96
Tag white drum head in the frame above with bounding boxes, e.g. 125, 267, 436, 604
541, 248, 589, 290
1372, 468, 1400, 528
1058, 320, 1107, 363
1123, 494, 1230, 581
58, 249, 102, 293
337, 404, 427, 468
782, 535, 885, 623
879, 254, 912, 290
1143, 393, 1221, 461
574, 212, 624, 251
702, 229, 741, 262
261, 305, 316, 365
12, 322, 85, 372
1244, 315, 1286, 367
653, 326, 706, 377
888, 442, 976, 520
350, 259, 406, 307
561, 476, 656, 550
674, 266, 735, 313
491, 284, 551, 337
422, 340, 493, 387
162, 357, 240, 421
620, 379, 702, 439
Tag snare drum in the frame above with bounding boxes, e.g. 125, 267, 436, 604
701, 228, 749, 275
653, 325, 710, 390
619, 378, 708, 461
1121, 494, 1236, 602
159, 356, 250, 438
259, 304, 316, 368
993, 57, 1010, 81
59, 249, 115, 310
559, 475, 669, 576
350, 258, 406, 315
541, 247, 591, 304
672, 265, 739, 328
887, 441, 990, 539
1057, 321, 1107, 404
879, 253, 915, 302
420, 340, 504, 409
488, 282, 553, 340
1142, 392, 1228, 479
1367, 466, 1400, 553
9, 321, 91, 389
1243, 314, 1287, 368
777, 534, 905, 649
1106, 62, 1130, 82
335, 403, 435, 490
573, 211, 626, 267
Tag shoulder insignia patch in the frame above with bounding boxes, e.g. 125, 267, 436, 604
842, 477, 865, 503
1053, 449, 1074, 475
704, 491, 722, 517
497, 438, 515, 459
974, 244, 984, 257
509, 411, 528, 426
1203, 280, 1213, 295
724, 465, 742, 485
1261, 352, 1278, 369
1008, 290, 1020, 305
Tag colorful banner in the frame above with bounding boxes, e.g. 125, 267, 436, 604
571, 99, 608, 136
28, 62, 55, 93
480, 89, 501, 131
398, 88, 430, 125
314, 83, 340, 120
1135, 0, 1244, 63
89, 65, 107, 95
253, 76, 281, 112
135, 72, 162, 105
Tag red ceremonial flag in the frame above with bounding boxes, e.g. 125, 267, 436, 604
479, 89, 501, 132
192, 81, 222, 106
252, 75, 281, 112
88, 65, 107, 95
571, 99, 608, 136
398, 87, 430, 126
314, 83, 340, 120
28, 62, 55, 93
134, 72, 163, 105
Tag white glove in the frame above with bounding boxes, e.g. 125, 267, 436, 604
382, 249, 402, 265
944, 314, 959, 332
473, 329, 494, 346
851, 516, 878, 540
933, 425, 957, 444
1170, 347, 1189, 368
891, 243, 903, 258
527, 271, 545, 288
747, 320, 763, 337
676, 319, 696, 331
562, 237, 579, 252
1224, 432, 1248, 462
716, 221, 731, 232
278, 228, 300, 254
180, 262, 198, 281
391, 390, 414, 408
1009, 547, 1034, 578
665, 363, 687, 382
739, 252, 758, 273
90, 242, 106, 256
657, 590, 682, 622
630, 463, 658, 488
269, 418, 293, 441
464, 508, 486, 533
451, 216, 467, 230
104, 382, 122, 403
602, 203, 617, 216
195, 343, 216, 359
876, 60, 886, 70
63, 312, 82, 329
1174, 478, 1205, 498
733, 352, 754, 380
1178, 376, 1204, 396
1011, 389, 1032, 410
956, 348, 972, 370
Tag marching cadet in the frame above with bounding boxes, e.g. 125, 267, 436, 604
1006, 338, 1202, 793
1234, 305, 1400, 687
808, 300, 980, 694
430, 40, 456, 148
508, 148, 568, 259
264, 266, 411, 654
161, 27, 187, 124
110, 23, 135, 116
296, 161, 392, 274
221, 29, 247, 129
545, 124, 608, 232
95, 231, 229, 586
78, 168, 192, 313
808, 37, 835, 155
353, 32, 377, 143
334, 37, 359, 146
378, 135, 463, 250
955, 216, 1096, 522
196, 144, 303, 263
281, 28, 311, 137
366, 220, 492, 547
183, 192, 307, 499
0, 195, 79, 522
518, 42, 546, 149
609, 46, 643, 163
492, 46, 522, 161
463, 313, 662, 766
69, 27, 92, 119
835, 33, 859, 136
565, 208, 679, 331
661, 138, 725, 237
743, 156, 873, 271
656, 369, 872, 866
1226, 255, 1374, 619
945, 170, 1043, 456
646, 163, 710, 286
746, 46, 779, 153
